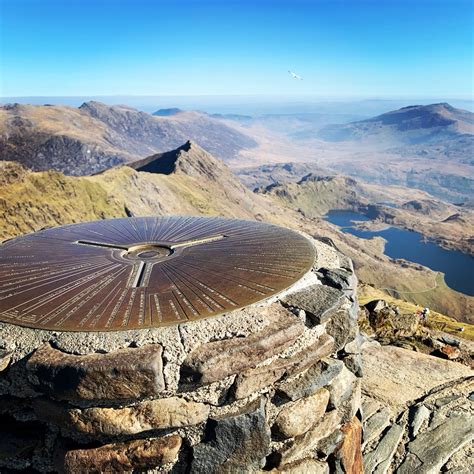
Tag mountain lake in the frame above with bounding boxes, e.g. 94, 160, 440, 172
325, 210, 474, 296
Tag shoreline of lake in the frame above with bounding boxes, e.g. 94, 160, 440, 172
325, 209, 474, 297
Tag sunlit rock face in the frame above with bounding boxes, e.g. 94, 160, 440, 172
0, 234, 363, 473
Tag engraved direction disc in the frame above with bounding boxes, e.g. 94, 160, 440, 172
0, 217, 315, 332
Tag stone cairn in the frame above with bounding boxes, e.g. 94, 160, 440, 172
0, 237, 363, 473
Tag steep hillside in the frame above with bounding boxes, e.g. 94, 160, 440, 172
261, 174, 368, 216
0, 141, 276, 241
0, 102, 256, 175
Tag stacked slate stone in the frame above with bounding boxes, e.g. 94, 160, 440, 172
0, 238, 363, 473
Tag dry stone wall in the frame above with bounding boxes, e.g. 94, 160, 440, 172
0, 237, 363, 473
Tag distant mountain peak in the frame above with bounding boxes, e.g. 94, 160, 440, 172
317, 102, 474, 144
152, 108, 183, 116
127, 140, 230, 182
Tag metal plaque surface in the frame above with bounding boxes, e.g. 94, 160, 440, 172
0, 216, 315, 331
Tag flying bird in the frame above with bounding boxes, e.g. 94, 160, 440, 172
288, 70, 303, 80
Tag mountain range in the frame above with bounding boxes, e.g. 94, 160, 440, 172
1, 101, 472, 203
0, 101, 256, 175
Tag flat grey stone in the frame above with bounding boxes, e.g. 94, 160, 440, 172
328, 364, 357, 409
191, 400, 270, 473
326, 307, 358, 352
319, 267, 355, 290
410, 405, 431, 437
344, 334, 363, 354
438, 336, 461, 347
362, 398, 382, 421
275, 410, 341, 467
344, 353, 363, 378
277, 358, 344, 401
434, 395, 462, 408
317, 429, 343, 458
281, 284, 345, 325
363, 407, 391, 448
364, 423, 404, 474
398, 415, 474, 474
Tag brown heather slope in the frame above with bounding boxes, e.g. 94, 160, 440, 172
0, 102, 256, 175
0, 142, 472, 323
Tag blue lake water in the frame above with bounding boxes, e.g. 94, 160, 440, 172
325, 210, 474, 296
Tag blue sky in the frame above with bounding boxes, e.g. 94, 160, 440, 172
1, 0, 472, 98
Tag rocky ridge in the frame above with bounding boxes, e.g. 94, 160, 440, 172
357, 297, 474, 473
0, 102, 256, 175
361, 341, 473, 474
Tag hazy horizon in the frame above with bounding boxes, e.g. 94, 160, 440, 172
1, 94, 473, 116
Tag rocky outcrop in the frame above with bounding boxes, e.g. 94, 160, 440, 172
361, 336, 474, 473
0, 237, 363, 472
180, 304, 305, 384
62, 435, 182, 473
26, 343, 164, 403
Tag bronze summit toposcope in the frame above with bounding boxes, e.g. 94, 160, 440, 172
0, 216, 315, 331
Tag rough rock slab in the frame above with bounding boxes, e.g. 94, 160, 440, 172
273, 388, 330, 439
363, 407, 391, 448
0, 350, 12, 372
319, 268, 356, 291
363, 423, 405, 474
344, 353, 363, 378
362, 345, 473, 407
410, 404, 431, 438
62, 435, 182, 473
281, 284, 345, 324
191, 400, 270, 473
233, 333, 334, 400
278, 358, 344, 401
275, 409, 341, 467
34, 396, 209, 436
329, 365, 357, 408
181, 304, 304, 384
326, 306, 358, 353
26, 343, 164, 403
268, 458, 329, 473
344, 334, 363, 355
335, 416, 364, 474
397, 415, 474, 474
362, 397, 382, 421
